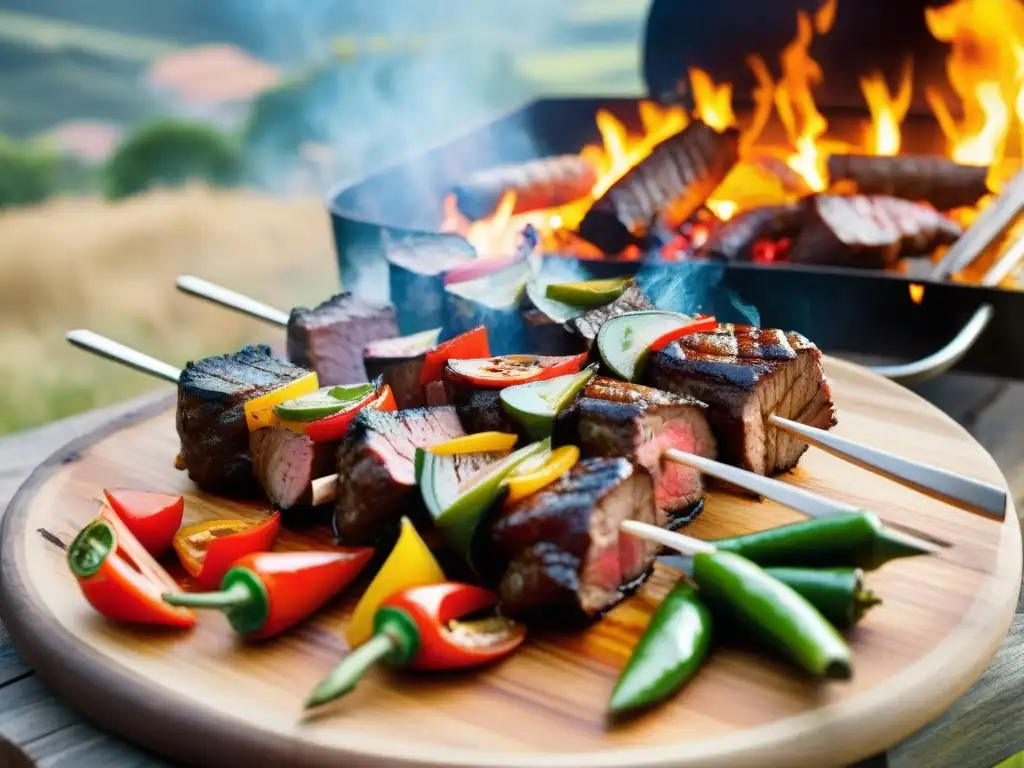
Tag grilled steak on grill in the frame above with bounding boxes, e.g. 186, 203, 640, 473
565, 281, 653, 344
485, 457, 661, 621
645, 324, 836, 476
333, 406, 469, 544
177, 345, 310, 495
250, 427, 338, 510
559, 377, 716, 524
287, 293, 399, 386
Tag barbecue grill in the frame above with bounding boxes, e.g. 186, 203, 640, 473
325, 0, 1024, 381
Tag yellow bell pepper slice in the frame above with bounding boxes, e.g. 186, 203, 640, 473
243, 372, 319, 431
346, 517, 446, 647
428, 431, 519, 455
503, 445, 580, 505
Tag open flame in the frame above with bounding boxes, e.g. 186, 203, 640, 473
909, 283, 925, 304
444, 0, 1023, 260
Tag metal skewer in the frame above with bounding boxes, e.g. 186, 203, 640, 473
176, 275, 290, 327
768, 414, 1007, 520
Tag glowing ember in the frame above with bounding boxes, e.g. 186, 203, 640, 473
860, 59, 914, 155
909, 283, 925, 304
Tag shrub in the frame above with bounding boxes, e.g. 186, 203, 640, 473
104, 120, 243, 199
0, 135, 60, 208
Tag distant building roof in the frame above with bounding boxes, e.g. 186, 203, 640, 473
146, 44, 282, 105
45, 120, 124, 162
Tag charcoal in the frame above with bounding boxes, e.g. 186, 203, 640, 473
827, 154, 990, 211
453, 155, 597, 220
385, 231, 476, 333
578, 120, 740, 253
363, 328, 441, 409
694, 203, 805, 261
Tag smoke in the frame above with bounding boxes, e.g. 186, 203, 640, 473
636, 261, 761, 326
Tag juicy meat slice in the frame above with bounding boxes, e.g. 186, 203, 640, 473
486, 457, 661, 621
565, 281, 653, 344
449, 387, 521, 436
250, 427, 338, 510
363, 330, 439, 409
562, 378, 716, 523
286, 293, 399, 386
176, 345, 309, 495
645, 324, 836, 476
333, 406, 467, 544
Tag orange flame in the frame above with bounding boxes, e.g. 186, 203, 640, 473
909, 283, 925, 304
860, 59, 914, 155
690, 68, 736, 131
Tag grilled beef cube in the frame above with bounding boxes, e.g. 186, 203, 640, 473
385, 232, 476, 333
827, 154, 990, 211
579, 120, 740, 254
333, 406, 468, 544
565, 281, 653, 344
286, 293, 399, 386
485, 457, 661, 621
448, 386, 521, 436
250, 427, 338, 510
453, 155, 597, 220
645, 324, 836, 476
177, 345, 310, 495
695, 203, 805, 261
787, 194, 963, 269
363, 329, 440, 409
559, 378, 716, 523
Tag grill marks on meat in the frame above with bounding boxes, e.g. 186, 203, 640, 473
177, 345, 310, 495
287, 293, 398, 386
250, 427, 337, 509
333, 406, 467, 544
787, 194, 963, 269
565, 282, 653, 344
645, 325, 836, 477
563, 378, 716, 523
486, 457, 660, 621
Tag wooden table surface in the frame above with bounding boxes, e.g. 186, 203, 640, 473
2, 376, 1023, 768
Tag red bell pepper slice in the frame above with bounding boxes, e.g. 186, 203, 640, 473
102, 488, 183, 558
303, 384, 397, 443
648, 316, 718, 352
420, 327, 491, 386
68, 508, 195, 628
172, 512, 281, 590
445, 353, 589, 389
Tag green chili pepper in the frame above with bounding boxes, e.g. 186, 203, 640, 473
608, 581, 712, 717
693, 551, 852, 679
713, 511, 933, 570
765, 567, 880, 630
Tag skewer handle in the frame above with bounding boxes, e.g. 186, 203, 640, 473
768, 414, 1007, 521
66, 330, 181, 383
619, 520, 716, 556
176, 275, 290, 328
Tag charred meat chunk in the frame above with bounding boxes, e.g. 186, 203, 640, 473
449, 387, 521, 436
786, 194, 963, 269
250, 427, 338, 510
560, 378, 716, 523
363, 329, 440, 409
565, 281, 653, 345
645, 324, 836, 476
694, 202, 805, 261
333, 406, 469, 544
485, 457, 661, 621
453, 155, 597, 220
826, 154, 990, 212
177, 345, 310, 495
286, 293, 399, 386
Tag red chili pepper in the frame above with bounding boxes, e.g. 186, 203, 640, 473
420, 327, 491, 385
445, 352, 588, 389
173, 513, 281, 590
68, 508, 195, 628
163, 548, 373, 639
102, 488, 183, 558
305, 582, 526, 707
648, 316, 719, 352
303, 384, 397, 443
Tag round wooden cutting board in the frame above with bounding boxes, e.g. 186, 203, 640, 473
0, 358, 1019, 768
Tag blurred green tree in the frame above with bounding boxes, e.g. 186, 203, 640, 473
104, 120, 243, 199
0, 135, 61, 208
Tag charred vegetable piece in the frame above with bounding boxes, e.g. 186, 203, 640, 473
347, 517, 447, 647
596, 311, 700, 382
446, 353, 589, 389
693, 551, 851, 679
102, 488, 183, 558
429, 432, 519, 455
826, 153, 990, 211
545, 277, 633, 308
763, 567, 880, 630
244, 372, 320, 431
274, 382, 376, 422
453, 155, 598, 220
713, 511, 934, 570
608, 580, 712, 717
307, 583, 525, 708
420, 326, 490, 385
566, 280, 654, 345
172, 513, 281, 590
69, 509, 194, 628
163, 549, 373, 639
500, 364, 598, 439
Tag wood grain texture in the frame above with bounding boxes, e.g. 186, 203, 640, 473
0, 360, 1020, 768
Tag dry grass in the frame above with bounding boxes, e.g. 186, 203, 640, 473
0, 186, 338, 433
